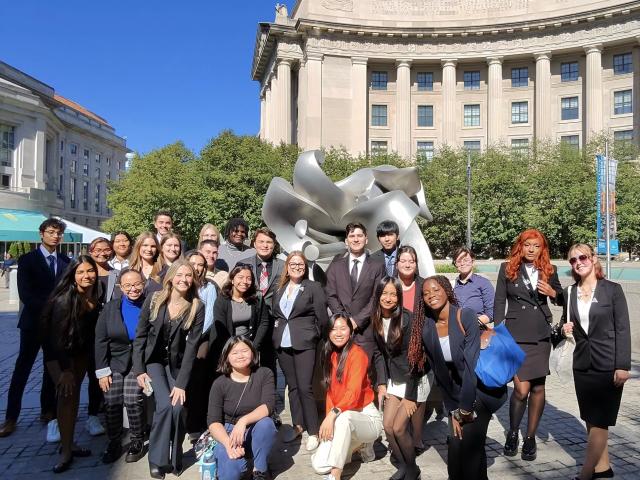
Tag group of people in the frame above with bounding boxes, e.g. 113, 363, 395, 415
0, 212, 631, 480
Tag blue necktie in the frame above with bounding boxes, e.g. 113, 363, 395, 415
47, 255, 56, 277
385, 255, 394, 276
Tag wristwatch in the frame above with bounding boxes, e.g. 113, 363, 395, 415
331, 407, 341, 416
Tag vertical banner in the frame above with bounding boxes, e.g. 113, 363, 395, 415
596, 154, 619, 255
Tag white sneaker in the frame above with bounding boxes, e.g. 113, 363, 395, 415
86, 415, 105, 436
46, 419, 60, 443
306, 434, 319, 451
322, 475, 336, 480
359, 442, 375, 463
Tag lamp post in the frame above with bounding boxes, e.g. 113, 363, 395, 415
124, 152, 135, 170
466, 151, 472, 249
604, 141, 611, 278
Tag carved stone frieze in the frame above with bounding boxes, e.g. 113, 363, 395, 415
321, 0, 354, 12
369, 0, 529, 17
276, 41, 304, 59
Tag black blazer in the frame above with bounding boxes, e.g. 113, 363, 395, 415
422, 305, 480, 412
370, 248, 398, 277
561, 279, 631, 372
95, 297, 140, 376
17, 249, 70, 331
236, 254, 285, 317
373, 309, 424, 401
209, 295, 270, 352
271, 279, 329, 351
493, 262, 564, 342
325, 253, 386, 346
132, 295, 205, 390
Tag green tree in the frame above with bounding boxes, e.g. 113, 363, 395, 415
616, 160, 640, 256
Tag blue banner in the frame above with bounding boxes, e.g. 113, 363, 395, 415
596, 155, 619, 255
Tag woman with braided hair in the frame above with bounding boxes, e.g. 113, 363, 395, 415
420, 275, 507, 480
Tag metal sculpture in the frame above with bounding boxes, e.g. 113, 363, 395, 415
262, 150, 436, 276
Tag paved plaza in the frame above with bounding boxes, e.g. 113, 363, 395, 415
1, 279, 639, 480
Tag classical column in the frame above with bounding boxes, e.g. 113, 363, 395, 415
441, 59, 458, 146
534, 52, 552, 141
270, 74, 280, 143
306, 52, 323, 150
351, 57, 368, 156
297, 60, 308, 148
487, 56, 503, 145
395, 59, 412, 158
259, 93, 266, 140
264, 85, 272, 142
276, 58, 293, 144
584, 44, 603, 142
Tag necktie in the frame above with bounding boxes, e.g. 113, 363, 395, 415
385, 255, 394, 277
350, 259, 359, 290
47, 255, 56, 277
259, 262, 269, 295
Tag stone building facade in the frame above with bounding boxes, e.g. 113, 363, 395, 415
0, 61, 128, 228
252, 1, 640, 159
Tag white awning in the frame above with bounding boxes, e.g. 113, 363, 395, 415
54, 216, 109, 244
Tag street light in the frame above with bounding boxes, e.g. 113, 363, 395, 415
466, 151, 472, 249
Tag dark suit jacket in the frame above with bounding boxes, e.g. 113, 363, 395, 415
561, 279, 631, 372
237, 254, 284, 317
370, 248, 398, 277
325, 253, 386, 350
17, 248, 70, 330
272, 279, 329, 351
132, 295, 204, 389
493, 262, 564, 342
95, 297, 139, 376
209, 295, 270, 352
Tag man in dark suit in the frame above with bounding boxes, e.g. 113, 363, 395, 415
370, 220, 400, 277
325, 222, 385, 361
0, 218, 70, 437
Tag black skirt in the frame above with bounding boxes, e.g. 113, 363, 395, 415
573, 369, 623, 427
516, 339, 551, 381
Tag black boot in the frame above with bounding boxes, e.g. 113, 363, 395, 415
503, 430, 519, 457
101, 441, 122, 464
521, 436, 537, 461
125, 439, 145, 463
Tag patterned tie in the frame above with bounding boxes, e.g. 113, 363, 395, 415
385, 254, 394, 277
350, 259, 359, 290
259, 262, 269, 295
47, 255, 56, 277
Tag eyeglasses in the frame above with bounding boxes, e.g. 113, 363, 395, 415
120, 281, 144, 291
288, 263, 305, 269
569, 254, 590, 265
235, 262, 254, 271
43, 230, 64, 237
91, 248, 113, 255
455, 259, 473, 266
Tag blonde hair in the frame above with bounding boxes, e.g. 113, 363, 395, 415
198, 224, 220, 246
149, 259, 201, 330
567, 243, 605, 282
278, 250, 308, 290
129, 232, 161, 282
159, 232, 183, 269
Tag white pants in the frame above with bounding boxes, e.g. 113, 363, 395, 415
311, 403, 383, 474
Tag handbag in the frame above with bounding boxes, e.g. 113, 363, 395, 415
456, 309, 525, 388
549, 286, 575, 383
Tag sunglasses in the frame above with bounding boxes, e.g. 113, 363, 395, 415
569, 254, 590, 265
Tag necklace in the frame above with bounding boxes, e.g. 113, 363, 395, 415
577, 285, 595, 300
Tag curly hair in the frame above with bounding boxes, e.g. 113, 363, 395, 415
505, 229, 553, 282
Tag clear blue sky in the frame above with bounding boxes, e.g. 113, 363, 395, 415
1, 0, 296, 154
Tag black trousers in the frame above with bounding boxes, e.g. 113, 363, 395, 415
186, 356, 215, 434
277, 347, 319, 435
5, 328, 56, 421
87, 354, 103, 416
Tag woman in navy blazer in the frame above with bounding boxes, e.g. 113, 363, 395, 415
272, 251, 329, 450
421, 275, 507, 480
561, 244, 631, 480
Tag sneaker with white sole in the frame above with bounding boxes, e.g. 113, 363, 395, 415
46, 419, 60, 443
359, 442, 375, 463
86, 415, 105, 436
306, 435, 319, 451
322, 475, 336, 480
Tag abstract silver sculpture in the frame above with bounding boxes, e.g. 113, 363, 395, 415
262, 150, 436, 277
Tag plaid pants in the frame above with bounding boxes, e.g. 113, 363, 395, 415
103, 371, 145, 442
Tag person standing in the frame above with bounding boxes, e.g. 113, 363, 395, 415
129, 232, 162, 295
452, 247, 495, 327
494, 229, 563, 461
217, 218, 256, 272
561, 244, 631, 480
371, 220, 400, 277
2, 252, 15, 288
199, 239, 228, 289
153, 210, 174, 245
0, 219, 69, 440
109, 231, 133, 271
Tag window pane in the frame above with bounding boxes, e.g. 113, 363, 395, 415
614, 130, 633, 142
464, 71, 480, 90
614, 90, 632, 115
371, 105, 388, 126
464, 104, 480, 127
417, 72, 433, 91
417, 141, 434, 161
0, 124, 15, 167
417, 105, 434, 127
511, 138, 529, 154
371, 141, 388, 154
511, 67, 528, 87
463, 141, 481, 155
561, 97, 579, 120
561, 135, 580, 148
613, 53, 632, 75
371, 71, 388, 90
561, 61, 579, 82
511, 101, 529, 124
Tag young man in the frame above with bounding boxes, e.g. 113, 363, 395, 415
216, 217, 256, 271
371, 220, 400, 277
0, 219, 70, 440
199, 239, 227, 289
153, 210, 173, 244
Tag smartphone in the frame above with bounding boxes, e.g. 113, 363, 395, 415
143, 377, 153, 397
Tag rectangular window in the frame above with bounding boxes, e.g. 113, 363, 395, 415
417, 105, 434, 127
1, 124, 15, 167
561, 97, 579, 120
94, 185, 100, 213
371, 105, 388, 127
614, 130, 633, 142
561, 61, 579, 82
70, 144, 77, 155
95, 167, 101, 178
613, 53, 632, 75
71, 159, 77, 173
371, 71, 388, 90
511, 67, 528, 87
82, 181, 89, 210
60, 140, 64, 152
106, 170, 111, 179
417, 141, 434, 161
95, 153, 101, 163
371, 141, 388, 154
83, 149, 89, 160
59, 155, 64, 169
83, 163, 89, 176
417, 72, 433, 91
463, 104, 481, 127
511, 101, 529, 124
511, 138, 529, 153
464, 71, 480, 90
106, 157, 110, 166
463, 141, 481, 155
561, 135, 580, 148
70, 178, 76, 208
614, 90, 632, 115
1, 174, 10, 188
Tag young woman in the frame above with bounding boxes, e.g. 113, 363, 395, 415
561, 244, 631, 480
311, 314, 383, 480
41, 255, 101, 473
159, 233, 183, 270
493, 229, 563, 461
207, 336, 277, 480
109, 231, 133, 271
89, 237, 119, 305
94, 269, 146, 464
372, 276, 426, 480
129, 232, 162, 294
421, 275, 507, 480
451, 246, 494, 327
132, 259, 204, 479
272, 251, 329, 451
198, 223, 220, 246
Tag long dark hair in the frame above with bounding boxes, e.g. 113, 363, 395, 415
40, 255, 100, 351
372, 276, 404, 355
216, 336, 260, 375
321, 313, 355, 390
221, 264, 257, 303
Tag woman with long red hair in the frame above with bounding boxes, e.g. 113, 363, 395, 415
493, 229, 563, 462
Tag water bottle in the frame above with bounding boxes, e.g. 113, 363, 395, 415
201, 449, 217, 480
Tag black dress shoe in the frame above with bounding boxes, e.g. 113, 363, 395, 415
59, 446, 92, 457
102, 441, 122, 464
125, 440, 145, 463
521, 436, 536, 461
592, 467, 614, 479
503, 430, 519, 457
149, 464, 165, 479
53, 457, 73, 474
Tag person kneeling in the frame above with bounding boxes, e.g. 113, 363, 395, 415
311, 314, 383, 480
208, 336, 277, 480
